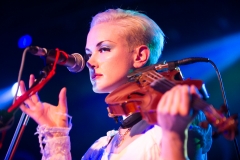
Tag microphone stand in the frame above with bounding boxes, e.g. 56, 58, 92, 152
4, 65, 52, 160
4, 113, 29, 160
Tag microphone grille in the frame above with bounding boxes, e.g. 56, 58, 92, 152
67, 53, 85, 73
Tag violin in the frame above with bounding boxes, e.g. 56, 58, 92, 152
105, 63, 238, 140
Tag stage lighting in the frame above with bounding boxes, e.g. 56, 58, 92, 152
0, 83, 22, 109
18, 34, 32, 49
11, 82, 21, 97
163, 32, 240, 81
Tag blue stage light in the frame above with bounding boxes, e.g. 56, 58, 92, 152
163, 32, 240, 81
18, 34, 32, 48
0, 88, 12, 110
0, 83, 21, 109
11, 82, 21, 97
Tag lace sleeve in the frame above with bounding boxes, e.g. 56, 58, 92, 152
35, 123, 72, 160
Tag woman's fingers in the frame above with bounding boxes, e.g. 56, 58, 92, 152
157, 85, 195, 132
162, 88, 175, 114
29, 74, 35, 87
157, 89, 167, 114
19, 80, 33, 107
179, 85, 191, 116
190, 85, 202, 98
58, 87, 68, 113
19, 75, 40, 110
19, 76, 69, 127
19, 80, 26, 94
20, 103, 32, 115
170, 86, 181, 115
29, 74, 40, 103
158, 85, 191, 116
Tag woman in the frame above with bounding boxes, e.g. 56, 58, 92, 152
20, 8, 212, 160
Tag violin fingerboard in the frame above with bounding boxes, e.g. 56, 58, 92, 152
150, 78, 175, 93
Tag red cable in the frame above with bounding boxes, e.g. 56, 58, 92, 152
7, 48, 61, 113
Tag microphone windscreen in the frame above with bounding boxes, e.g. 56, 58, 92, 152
67, 53, 85, 73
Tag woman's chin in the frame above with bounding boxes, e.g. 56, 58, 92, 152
92, 85, 116, 94
92, 86, 110, 94
92, 80, 127, 94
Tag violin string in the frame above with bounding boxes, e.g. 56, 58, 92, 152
142, 71, 237, 141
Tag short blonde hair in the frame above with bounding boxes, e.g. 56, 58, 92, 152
90, 8, 165, 66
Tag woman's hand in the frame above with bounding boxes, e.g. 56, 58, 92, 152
157, 85, 200, 160
157, 85, 198, 133
19, 74, 69, 128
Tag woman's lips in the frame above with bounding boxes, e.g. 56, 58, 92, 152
91, 73, 103, 80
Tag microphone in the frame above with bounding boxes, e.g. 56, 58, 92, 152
128, 57, 210, 81
28, 46, 85, 73
166, 57, 210, 70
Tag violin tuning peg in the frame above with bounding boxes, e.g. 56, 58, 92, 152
219, 105, 228, 114
199, 121, 209, 129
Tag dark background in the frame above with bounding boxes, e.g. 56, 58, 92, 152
0, 0, 240, 159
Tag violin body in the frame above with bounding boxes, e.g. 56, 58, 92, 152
105, 64, 238, 140
106, 68, 205, 123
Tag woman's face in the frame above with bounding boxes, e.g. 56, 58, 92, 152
85, 23, 135, 93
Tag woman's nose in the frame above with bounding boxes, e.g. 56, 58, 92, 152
86, 55, 97, 69
86, 60, 95, 69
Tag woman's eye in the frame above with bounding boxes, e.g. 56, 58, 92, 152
99, 47, 110, 53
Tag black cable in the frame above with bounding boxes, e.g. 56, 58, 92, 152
208, 59, 240, 160
172, 57, 240, 160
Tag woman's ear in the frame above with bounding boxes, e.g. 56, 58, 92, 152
133, 45, 150, 68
